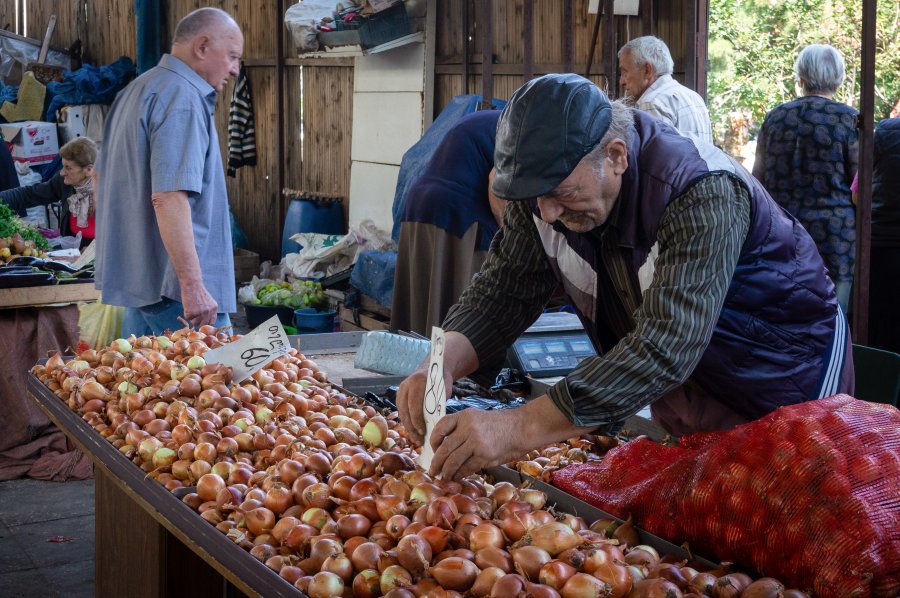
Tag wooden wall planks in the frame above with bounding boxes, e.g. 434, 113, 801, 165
18, 0, 690, 258
434, 0, 688, 110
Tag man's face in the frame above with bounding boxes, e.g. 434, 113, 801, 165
198, 26, 243, 92
619, 50, 653, 101
536, 142, 627, 233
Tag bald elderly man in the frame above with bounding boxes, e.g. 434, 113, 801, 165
95, 7, 243, 335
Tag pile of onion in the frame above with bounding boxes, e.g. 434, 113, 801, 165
34, 328, 808, 597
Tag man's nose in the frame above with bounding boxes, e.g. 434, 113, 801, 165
537, 197, 562, 223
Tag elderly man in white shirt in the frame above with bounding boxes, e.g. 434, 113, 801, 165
618, 36, 713, 145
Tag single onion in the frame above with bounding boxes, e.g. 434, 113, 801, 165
196, 473, 225, 502
395, 533, 432, 577
474, 547, 513, 573
471, 567, 506, 597
742, 578, 786, 598
490, 573, 527, 597
428, 557, 479, 591
539, 559, 577, 590
351, 542, 384, 572
380, 564, 414, 595
307, 571, 344, 598
320, 553, 353, 582
336, 513, 372, 540
511, 545, 552, 580
352, 569, 382, 598
516, 522, 585, 556
469, 522, 506, 552
561, 572, 612, 598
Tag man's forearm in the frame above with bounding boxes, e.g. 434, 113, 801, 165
513, 395, 596, 455
151, 191, 203, 289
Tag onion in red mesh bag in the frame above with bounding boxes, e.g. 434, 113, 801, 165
551, 395, 900, 598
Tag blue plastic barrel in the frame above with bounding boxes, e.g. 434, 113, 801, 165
281, 198, 345, 257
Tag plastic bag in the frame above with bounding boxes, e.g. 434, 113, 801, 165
283, 219, 394, 279
551, 395, 900, 597
78, 299, 125, 350
284, 1, 342, 52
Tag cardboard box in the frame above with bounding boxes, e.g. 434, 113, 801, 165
0, 121, 59, 165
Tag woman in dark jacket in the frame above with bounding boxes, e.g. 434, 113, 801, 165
0, 137, 98, 240
0, 141, 17, 193
851, 110, 900, 353
390, 110, 506, 336
753, 44, 858, 311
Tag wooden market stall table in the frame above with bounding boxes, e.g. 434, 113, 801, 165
26, 371, 300, 598
0, 283, 100, 481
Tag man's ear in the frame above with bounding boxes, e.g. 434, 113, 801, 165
193, 35, 211, 59
607, 140, 628, 175
643, 61, 655, 81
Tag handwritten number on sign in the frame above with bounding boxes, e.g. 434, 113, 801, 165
423, 336, 445, 416
241, 347, 271, 368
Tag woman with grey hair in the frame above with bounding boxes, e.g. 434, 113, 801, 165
753, 44, 858, 311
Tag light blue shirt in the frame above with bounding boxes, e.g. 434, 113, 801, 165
95, 54, 235, 311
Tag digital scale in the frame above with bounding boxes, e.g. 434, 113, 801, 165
506, 311, 597, 378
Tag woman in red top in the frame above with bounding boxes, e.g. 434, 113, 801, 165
59, 137, 97, 242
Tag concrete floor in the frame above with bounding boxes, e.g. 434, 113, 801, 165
0, 479, 95, 598
0, 304, 254, 598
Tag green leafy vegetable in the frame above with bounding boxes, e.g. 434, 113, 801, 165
0, 203, 50, 251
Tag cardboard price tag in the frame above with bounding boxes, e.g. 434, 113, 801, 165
71, 241, 95, 270
418, 326, 447, 471
202, 316, 291, 382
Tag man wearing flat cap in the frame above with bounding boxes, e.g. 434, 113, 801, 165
397, 74, 853, 481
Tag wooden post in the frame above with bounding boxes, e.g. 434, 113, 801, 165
853, 0, 877, 343
481, 0, 493, 106
523, 0, 534, 82
603, 0, 616, 97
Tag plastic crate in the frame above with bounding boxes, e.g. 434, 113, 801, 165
243, 304, 295, 329
358, 3, 411, 48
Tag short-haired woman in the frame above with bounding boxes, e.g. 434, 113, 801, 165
0, 137, 99, 243
753, 44, 858, 311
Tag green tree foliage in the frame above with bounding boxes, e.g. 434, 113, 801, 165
708, 0, 900, 144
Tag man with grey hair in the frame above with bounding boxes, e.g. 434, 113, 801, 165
95, 7, 243, 335
618, 35, 713, 144
396, 73, 852, 481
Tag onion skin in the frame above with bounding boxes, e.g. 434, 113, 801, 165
712, 573, 752, 598
741, 578, 786, 598
630, 578, 684, 598
560, 572, 613, 598
688, 572, 717, 595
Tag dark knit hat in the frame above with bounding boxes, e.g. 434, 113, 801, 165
492, 73, 613, 200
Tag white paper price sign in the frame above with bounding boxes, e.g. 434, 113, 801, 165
202, 316, 291, 382
418, 326, 447, 471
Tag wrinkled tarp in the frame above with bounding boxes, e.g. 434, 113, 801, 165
0, 305, 92, 481
45, 57, 136, 121
0, 84, 17, 107
390, 94, 506, 242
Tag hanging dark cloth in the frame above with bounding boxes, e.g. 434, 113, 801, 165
134, 0, 162, 75
227, 63, 257, 177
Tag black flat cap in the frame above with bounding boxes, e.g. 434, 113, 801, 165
492, 73, 613, 200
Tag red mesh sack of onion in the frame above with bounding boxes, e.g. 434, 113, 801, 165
551, 395, 900, 597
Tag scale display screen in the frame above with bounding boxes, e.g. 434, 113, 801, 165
507, 331, 598, 378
